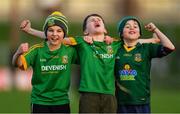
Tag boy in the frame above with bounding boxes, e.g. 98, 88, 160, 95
115, 16, 175, 113
12, 12, 77, 113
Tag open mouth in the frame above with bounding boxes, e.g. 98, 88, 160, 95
51, 37, 59, 41
129, 31, 136, 34
94, 23, 100, 28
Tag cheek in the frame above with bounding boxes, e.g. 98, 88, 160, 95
122, 30, 128, 36
60, 32, 65, 38
47, 31, 52, 36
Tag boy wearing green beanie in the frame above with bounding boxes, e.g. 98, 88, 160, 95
115, 16, 175, 113
12, 12, 77, 113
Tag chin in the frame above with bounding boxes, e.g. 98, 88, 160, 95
51, 42, 60, 46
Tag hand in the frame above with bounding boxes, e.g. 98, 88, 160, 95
83, 36, 93, 44
145, 22, 157, 32
16, 43, 29, 55
20, 20, 31, 33
104, 35, 113, 44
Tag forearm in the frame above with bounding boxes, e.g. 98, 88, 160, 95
154, 28, 175, 50
12, 52, 22, 67
26, 28, 46, 39
138, 33, 160, 44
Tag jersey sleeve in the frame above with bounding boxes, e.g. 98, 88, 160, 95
18, 45, 38, 70
148, 43, 164, 58
63, 36, 84, 46
73, 36, 85, 45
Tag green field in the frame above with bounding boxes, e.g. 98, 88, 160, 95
0, 88, 179, 113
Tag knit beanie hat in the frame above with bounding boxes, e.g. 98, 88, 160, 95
43, 11, 68, 38
117, 16, 142, 38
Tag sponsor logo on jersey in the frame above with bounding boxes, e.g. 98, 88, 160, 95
94, 52, 114, 59
119, 64, 137, 80
134, 53, 142, 62
41, 65, 66, 71
123, 53, 132, 57
62, 55, 68, 64
99, 54, 113, 59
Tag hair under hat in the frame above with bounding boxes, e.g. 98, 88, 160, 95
43, 11, 68, 38
117, 16, 142, 38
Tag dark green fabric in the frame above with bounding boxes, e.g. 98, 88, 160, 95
115, 43, 162, 105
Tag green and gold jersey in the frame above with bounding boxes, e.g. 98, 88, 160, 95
19, 41, 77, 105
73, 36, 121, 95
115, 42, 163, 105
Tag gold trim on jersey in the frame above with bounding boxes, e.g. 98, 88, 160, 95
18, 55, 27, 70
23, 43, 44, 56
69, 37, 77, 45
123, 45, 136, 52
63, 37, 77, 46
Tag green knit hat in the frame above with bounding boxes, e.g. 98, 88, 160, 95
43, 11, 68, 38
117, 16, 142, 38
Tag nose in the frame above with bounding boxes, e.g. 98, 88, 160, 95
129, 26, 134, 30
94, 18, 99, 23
52, 31, 58, 35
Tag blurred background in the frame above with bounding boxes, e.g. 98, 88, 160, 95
0, 0, 180, 113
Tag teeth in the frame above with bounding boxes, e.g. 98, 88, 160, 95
129, 31, 135, 34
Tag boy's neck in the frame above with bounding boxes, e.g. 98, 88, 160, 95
89, 34, 105, 42
124, 39, 138, 47
47, 42, 61, 51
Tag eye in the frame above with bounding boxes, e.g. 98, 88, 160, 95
57, 29, 63, 33
134, 25, 138, 28
97, 18, 101, 21
124, 25, 130, 28
48, 29, 54, 32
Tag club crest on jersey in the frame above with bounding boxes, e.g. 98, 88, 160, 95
106, 46, 113, 54
62, 55, 68, 64
134, 53, 142, 62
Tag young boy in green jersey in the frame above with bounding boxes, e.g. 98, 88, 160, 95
12, 12, 77, 113
18, 14, 160, 113
115, 16, 175, 113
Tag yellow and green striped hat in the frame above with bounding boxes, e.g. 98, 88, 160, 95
43, 11, 68, 37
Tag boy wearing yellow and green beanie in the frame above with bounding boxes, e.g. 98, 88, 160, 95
12, 11, 77, 113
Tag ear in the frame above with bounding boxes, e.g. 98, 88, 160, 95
104, 28, 107, 34
83, 30, 89, 35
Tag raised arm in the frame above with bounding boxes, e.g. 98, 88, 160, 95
12, 43, 29, 67
145, 22, 175, 50
20, 20, 46, 39
138, 33, 160, 44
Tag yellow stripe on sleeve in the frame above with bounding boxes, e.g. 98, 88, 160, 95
23, 43, 43, 57
69, 37, 77, 45
18, 55, 28, 70
63, 37, 77, 45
